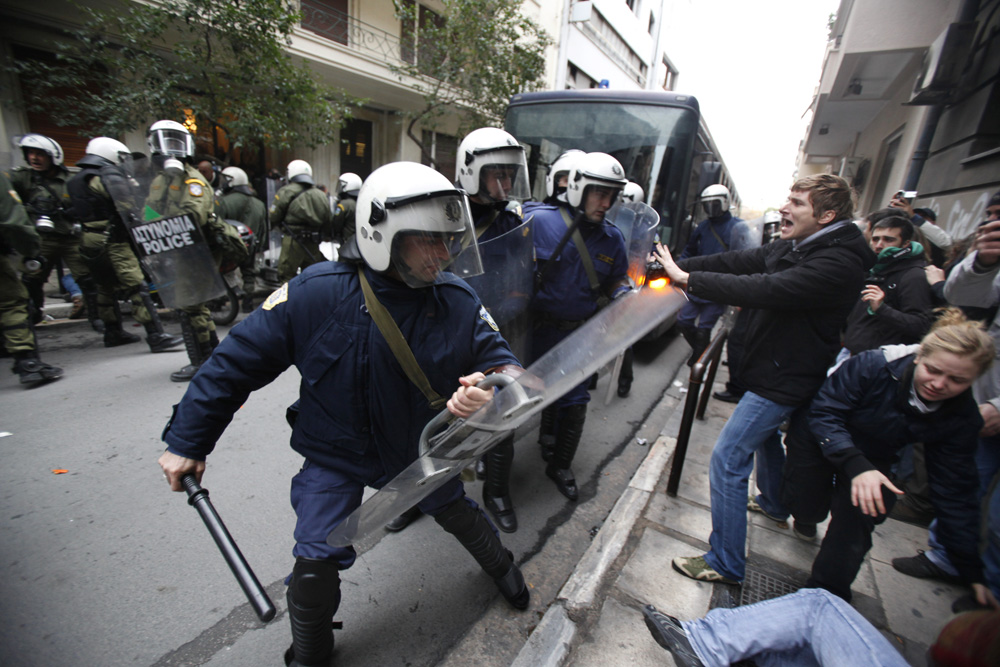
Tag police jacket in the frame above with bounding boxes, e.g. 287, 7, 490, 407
810, 346, 984, 584
465, 201, 531, 328
680, 221, 874, 406
146, 164, 214, 228
332, 195, 356, 244
677, 212, 743, 260
526, 202, 628, 322
842, 246, 933, 355
270, 183, 332, 234
0, 171, 38, 257
218, 189, 267, 239
162, 261, 519, 478
7, 165, 76, 235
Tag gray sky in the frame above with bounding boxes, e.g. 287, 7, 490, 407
662, 0, 841, 211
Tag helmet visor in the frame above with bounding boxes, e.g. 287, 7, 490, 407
702, 198, 725, 218
149, 128, 194, 158
386, 191, 482, 287
478, 161, 530, 203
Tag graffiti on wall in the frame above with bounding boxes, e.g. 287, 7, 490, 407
919, 190, 991, 242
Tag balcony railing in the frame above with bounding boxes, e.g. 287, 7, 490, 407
299, 1, 406, 63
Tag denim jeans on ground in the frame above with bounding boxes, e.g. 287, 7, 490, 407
683, 588, 909, 667
923, 435, 1000, 597
703, 391, 795, 581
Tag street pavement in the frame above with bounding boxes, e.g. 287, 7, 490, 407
506, 359, 969, 667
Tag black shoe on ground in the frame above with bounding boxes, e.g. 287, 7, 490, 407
641, 605, 703, 666
617, 378, 632, 397
587, 373, 598, 390
147, 332, 184, 353
483, 493, 517, 533
952, 593, 991, 614
792, 520, 817, 540
104, 328, 141, 348
170, 363, 200, 382
891, 551, 962, 584
495, 550, 530, 610
712, 390, 743, 404
241, 296, 255, 314
385, 506, 422, 532
546, 465, 578, 501
14, 358, 64, 386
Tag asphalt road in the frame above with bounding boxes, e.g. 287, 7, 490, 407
0, 311, 686, 666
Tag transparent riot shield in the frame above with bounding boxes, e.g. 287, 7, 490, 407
326, 282, 687, 547
606, 201, 660, 288
104, 162, 226, 308
462, 220, 534, 361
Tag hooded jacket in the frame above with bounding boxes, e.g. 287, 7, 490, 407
679, 221, 874, 406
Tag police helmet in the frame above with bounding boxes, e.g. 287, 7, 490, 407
18, 134, 64, 167
455, 128, 529, 204
147, 120, 194, 160
84, 137, 131, 167
566, 152, 628, 210
545, 149, 584, 199
337, 172, 362, 198
221, 166, 249, 191
621, 181, 644, 203
287, 159, 314, 185
356, 162, 481, 288
700, 184, 731, 219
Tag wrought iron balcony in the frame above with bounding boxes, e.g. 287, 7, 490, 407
299, 1, 406, 63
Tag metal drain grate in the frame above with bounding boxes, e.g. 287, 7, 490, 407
738, 568, 800, 606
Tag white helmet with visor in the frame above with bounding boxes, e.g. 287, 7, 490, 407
455, 128, 530, 204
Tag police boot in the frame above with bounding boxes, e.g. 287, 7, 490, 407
139, 286, 183, 352
433, 498, 529, 610
538, 406, 558, 463
483, 436, 517, 533
284, 557, 341, 667
12, 351, 64, 386
170, 313, 204, 382
77, 276, 104, 334
687, 328, 712, 367
545, 404, 587, 501
22, 273, 46, 325
103, 319, 141, 347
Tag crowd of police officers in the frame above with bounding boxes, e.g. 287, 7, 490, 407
3, 121, 688, 666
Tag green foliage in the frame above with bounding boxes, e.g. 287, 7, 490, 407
11, 0, 362, 158
390, 0, 551, 165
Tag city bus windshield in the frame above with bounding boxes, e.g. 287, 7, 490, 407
505, 99, 699, 245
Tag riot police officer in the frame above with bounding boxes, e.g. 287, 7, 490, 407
271, 160, 333, 282
67, 137, 184, 353
158, 162, 530, 667
543, 149, 585, 206
524, 152, 631, 500
217, 166, 267, 312
7, 134, 102, 332
145, 120, 221, 381
1, 170, 63, 385
331, 171, 360, 248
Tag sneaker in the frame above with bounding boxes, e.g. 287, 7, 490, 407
891, 551, 962, 584
641, 605, 703, 667
747, 496, 788, 524
792, 520, 818, 541
671, 555, 739, 585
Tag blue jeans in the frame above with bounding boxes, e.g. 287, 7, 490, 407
924, 435, 1000, 597
684, 588, 908, 667
704, 391, 794, 581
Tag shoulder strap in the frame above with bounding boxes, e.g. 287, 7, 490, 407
707, 223, 729, 252
558, 207, 604, 300
358, 267, 447, 410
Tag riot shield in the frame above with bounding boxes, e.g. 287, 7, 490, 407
326, 282, 687, 547
462, 220, 534, 361
104, 162, 226, 308
606, 201, 660, 288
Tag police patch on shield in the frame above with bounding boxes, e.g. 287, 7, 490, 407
479, 305, 499, 332
263, 283, 289, 311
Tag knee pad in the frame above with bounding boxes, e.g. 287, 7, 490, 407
289, 557, 341, 610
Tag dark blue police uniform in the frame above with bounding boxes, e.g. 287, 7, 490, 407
676, 212, 744, 331
162, 260, 519, 566
526, 201, 628, 407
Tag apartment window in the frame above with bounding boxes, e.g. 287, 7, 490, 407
566, 62, 598, 90
648, 12, 655, 35
400, 0, 445, 69
870, 128, 904, 207
662, 56, 678, 91
301, 0, 349, 46
421, 130, 458, 178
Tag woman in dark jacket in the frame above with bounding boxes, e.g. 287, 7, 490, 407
782, 310, 996, 606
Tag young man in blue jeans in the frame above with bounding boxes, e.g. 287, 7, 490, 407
652, 174, 872, 584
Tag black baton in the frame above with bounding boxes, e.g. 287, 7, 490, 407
181, 474, 276, 622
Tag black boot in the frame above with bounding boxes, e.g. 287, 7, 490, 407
483, 436, 517, 533
78, 276, 104, 334
538, 406, 558, 462
170, 313, 204, 382
687, 328, 712, 367
241, 294, 255, 313
384, 505, 422, 532
103, 319, 141, 347
546, 404, 587, 501
12, 351, 63, 386
139, 286, 183, 352
284, 557, 340, 667
434, 498, 529, 610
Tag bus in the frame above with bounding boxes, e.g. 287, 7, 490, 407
504, 89, 740, 255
